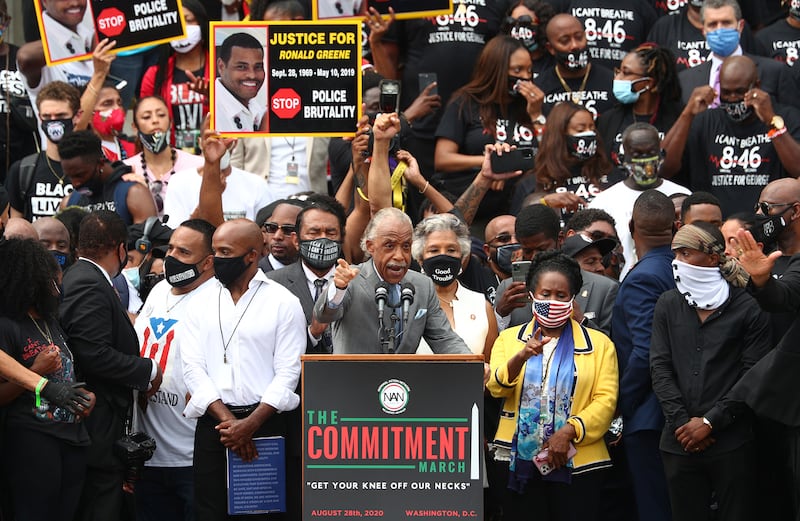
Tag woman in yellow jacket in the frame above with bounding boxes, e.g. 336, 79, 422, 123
487, 251, 618, 521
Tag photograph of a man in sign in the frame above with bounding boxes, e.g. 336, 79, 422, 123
314, 0, 365, 19
40, 0, 96, 62
213, 27, 267, 133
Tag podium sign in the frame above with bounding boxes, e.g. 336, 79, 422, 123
303, 355, 484, 520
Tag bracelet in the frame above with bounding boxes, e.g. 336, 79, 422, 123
87, 83, 99, 95
540, 196, 549, 207
419, 181, 429, 194
768, 126, 787, 140
35, 377, 47, 408
356, 186, 369, 202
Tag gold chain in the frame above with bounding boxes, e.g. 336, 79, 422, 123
28, 314, 54, 345
555, 63, 592, 105
44, 154, 66, 185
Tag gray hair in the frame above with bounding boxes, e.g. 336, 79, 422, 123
360, 207, 413, 254
701, 0, 742, 23
411, 213, 472, 263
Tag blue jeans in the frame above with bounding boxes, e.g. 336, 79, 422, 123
135, 466, 194, 521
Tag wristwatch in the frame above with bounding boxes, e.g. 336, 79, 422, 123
701, 417, 713, 431
533, 114, 547, 126
770, 115, 785, 131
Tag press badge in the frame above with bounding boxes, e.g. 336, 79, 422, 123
218, 363, 234, 391
286, 162, 299, 184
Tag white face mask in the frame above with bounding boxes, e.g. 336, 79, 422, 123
170, 25, 202, 54
672, 259, 730, 309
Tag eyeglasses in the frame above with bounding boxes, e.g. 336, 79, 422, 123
754, 201, 795, 215
487, 232, 515, 247
262, 222, 295, 234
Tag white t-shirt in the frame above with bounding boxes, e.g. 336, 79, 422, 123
590, 179, 690, 280
133, 278, 216, 467
163, 166, 275, 227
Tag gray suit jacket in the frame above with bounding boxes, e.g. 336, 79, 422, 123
495, 269, 618, 335
313, 261, 471, 354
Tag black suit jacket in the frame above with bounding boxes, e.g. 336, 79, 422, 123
679, 53, 792, 107
60, 259, 152, 467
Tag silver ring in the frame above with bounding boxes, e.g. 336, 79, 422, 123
753, 92, 758, 99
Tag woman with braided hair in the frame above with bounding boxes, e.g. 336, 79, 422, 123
597, 43, 683, 169
650, 221, 770, 521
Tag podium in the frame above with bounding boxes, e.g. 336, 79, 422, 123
302, 354, 485, 520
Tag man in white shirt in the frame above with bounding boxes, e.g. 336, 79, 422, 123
41, 0, 95, 62
133, 218, 217, 521
163, 151, 274, 227
590, 123, 690, 280
213, 32, 266, 132
181, 219, 305, 521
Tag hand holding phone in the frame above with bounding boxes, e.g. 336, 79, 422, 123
490, 147, 535, 173
534, 443, 577, 475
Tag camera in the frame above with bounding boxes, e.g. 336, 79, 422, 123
379, 79, 400, 113
115, 432, 156, 482
362, 111, 410, 159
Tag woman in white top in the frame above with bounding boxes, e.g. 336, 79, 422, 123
411, 213, 498, 357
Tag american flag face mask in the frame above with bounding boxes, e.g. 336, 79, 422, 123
532, 297, 574, 329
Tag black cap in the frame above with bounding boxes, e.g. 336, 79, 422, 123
561, 234, 617, 259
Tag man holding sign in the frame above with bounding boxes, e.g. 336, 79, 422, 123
214, 32, 266, 132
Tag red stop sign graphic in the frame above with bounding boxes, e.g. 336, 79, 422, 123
271, 88, 302, 119
97, 8, 127, 38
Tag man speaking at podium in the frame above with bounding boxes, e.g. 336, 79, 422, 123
313, 207, 471, 355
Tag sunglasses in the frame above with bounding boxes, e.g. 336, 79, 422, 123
505, 14, 538, 25
754, 201, 795, 214
487, 232, 515, 247
262, 222, 296, 234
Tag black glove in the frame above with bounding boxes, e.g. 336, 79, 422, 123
40, 381, 92, 415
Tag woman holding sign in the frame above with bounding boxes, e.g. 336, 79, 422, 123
488, 251, 617, 521
140, 0, 210, 154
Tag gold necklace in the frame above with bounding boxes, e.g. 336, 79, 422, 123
555, 63, 591, 105
29, 314, 54, 346
44, 154, 66, 185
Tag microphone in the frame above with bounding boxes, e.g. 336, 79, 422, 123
401, 282, 415, 325
375, 282, 389, 322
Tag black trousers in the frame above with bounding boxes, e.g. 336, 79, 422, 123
194, 408, 288, 521
661, 442, 756, 521
504, 467, 609, 521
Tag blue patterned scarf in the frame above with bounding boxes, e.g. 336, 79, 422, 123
509, 320, 576, 489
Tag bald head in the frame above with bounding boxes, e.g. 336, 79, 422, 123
33, 217, 71, 254
546, 14, 583, 41
760, 179, 800, 207
485, 215, 517, 243
4, 218, 38, 240
215, 219, 264, 253
720, 56, 758, 90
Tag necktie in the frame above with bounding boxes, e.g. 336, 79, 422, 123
313, 279, 333, 353
391, 284, 403, 341
314, 278, 326, 300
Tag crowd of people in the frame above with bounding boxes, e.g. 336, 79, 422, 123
2, 0, 800, 520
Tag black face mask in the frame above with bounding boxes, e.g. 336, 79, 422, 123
115, 244, 127, 279
566, 132, 598, 161
138, 130, 169, 154
555, 48, 589, 71
300, 238, 342, 271
752, 211, 789, 251
791, 0, 800, 20
214, 254, 251, 287
41, 118, 74, 144
422, 254, 462, 287
494, 244, 521, 275
50, 250, 73, 270
720, 100, 753, 123
164, 255, 202, 288
139, 273, 166, 301
510, 23, 538, 52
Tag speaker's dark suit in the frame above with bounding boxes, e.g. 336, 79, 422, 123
679, 53, 792, 107
60, 259, 153, 521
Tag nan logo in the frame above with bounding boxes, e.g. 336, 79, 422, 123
378, 379, 410, 415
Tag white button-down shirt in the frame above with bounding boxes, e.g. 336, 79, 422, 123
214, 78, 266, 133
42, 9, 95, 62
181, 269, 306, 418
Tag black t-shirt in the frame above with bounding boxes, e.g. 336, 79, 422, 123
458, 254, 499, 305
568, 0, 659, 70
647, 7, 761, 71
6, 152, 74, 221
1, 45, 39, 185
650, 0, 689, 18
755, 18, 800, 66
685, 104, 800, 216
596, 101, 682, 167
0, 316, 89, 445
535, 62, 616, 118
170, 66, 206, 153
392, 0, 512, 137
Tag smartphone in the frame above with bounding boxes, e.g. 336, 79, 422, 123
491, 147, 535, 173
534, 444, 578, 476
379, 79, 401, 113
511, 260, 531, 284
418, 72, 438, 96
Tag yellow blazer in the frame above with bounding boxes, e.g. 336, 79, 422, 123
488, 319, 619, 473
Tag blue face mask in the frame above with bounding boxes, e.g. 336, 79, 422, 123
706, 27, 740, 57
612, 78, 650, 105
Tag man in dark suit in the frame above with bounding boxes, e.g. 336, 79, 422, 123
612, 190, 676, 521
314, 207, 472, 355
267, 195, 345, 520
494, 204, 619, 335
59, 210, 163, 521
678, 0, 792, 108
256, 198, 305, 273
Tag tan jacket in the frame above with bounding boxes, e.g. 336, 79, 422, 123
229, 137, 329, 195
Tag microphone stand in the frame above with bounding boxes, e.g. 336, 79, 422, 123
379, 305, 401, 354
